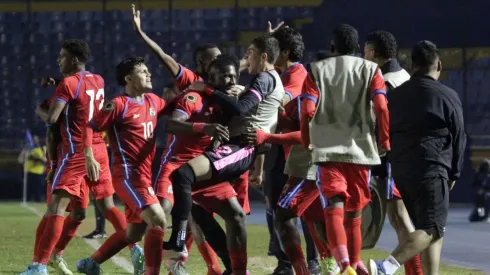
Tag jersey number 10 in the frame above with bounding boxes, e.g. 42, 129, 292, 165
141, 121, 154, 140
86, 89, 105, 121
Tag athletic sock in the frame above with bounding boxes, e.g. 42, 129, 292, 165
92, 230, 131, 264
103, 206, 136, 250
283, 243, 309, 275
37, 214, 65, 265
33, 216, 48, 262
344, 216, 362, 265
197, 242, 222, 275
229, 247, 247, 275
52, 214, 83, 256
405, 254, 423, 275
324, 207, 350, 271
144, 227, 165, 275
306, 221, 330, 260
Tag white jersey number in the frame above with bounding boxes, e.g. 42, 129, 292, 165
141, 121, 154, 140
86, 89, 105, 121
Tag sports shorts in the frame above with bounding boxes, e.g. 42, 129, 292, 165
317, 162, 371, 212
371, 157, 401, 200
396, 176, 449, 238
154, 161, 179, 205
204, 144, 257, 183
113, 171, 159, 224
302, 197, 325, 223
46, 181, 89, 212
51, 142, 112, 201
277, 176, 323, 217
231, 170, 250, 214
192, 181, 238, 214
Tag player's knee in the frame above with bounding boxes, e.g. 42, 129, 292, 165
147, 212, 167, 230
327, 195, 345, 207
170, 164, 196, 194
72, 208, 86, 222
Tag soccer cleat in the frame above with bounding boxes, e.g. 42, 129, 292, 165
130, 245, 145, 275
49, 255, 74, 275
163, 245, 188, 261
18, 264, 48, 275
320, 257, 340, 275
308, 259, 321, 275
82, 231, 107, 239
341, 266, 358, 275
271, 262, 293, 275
165, 260, 189, 275
368, 260, 388, 275
77, 258, 102, 275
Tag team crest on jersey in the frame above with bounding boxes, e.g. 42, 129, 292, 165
149, 107, 156, 117
186, 95, 197, 103
104, 101, 115, 111
148, 187, 155, 196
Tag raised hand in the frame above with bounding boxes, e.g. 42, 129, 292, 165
131, 4, 142, 32
267, 20, 285, 34
41, 77, 56, 88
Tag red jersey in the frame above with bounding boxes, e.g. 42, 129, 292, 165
163, 92, 218, 164
89, 93, 166, 179
53, 71, 105, 154
173, 64, 203, 92
300, 68, 390, 149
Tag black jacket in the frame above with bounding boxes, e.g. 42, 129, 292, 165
388, 74, 466, 181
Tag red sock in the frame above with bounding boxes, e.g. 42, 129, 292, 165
229, 247, 247, 275
52, 214, 83, 256
324, 207, 350, 271
92, 230, 131, 264
104, 207, 136, 249
284, 243, 310, 275
185, 229, 194, 256
344, 216, 362, 265
405, 254, 423, 275
197, 242, 222, 275
144, 227, 165, 275
33, 216, 48, 262
36, 214, 65, 265
306, 221, 331, 260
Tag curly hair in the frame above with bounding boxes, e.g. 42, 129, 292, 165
332, 24, 359, 55
116, 57, 147, 86
62, 39, 91, 63
365, 30, 397, 59
193, 43, 219, 64
208, 53, 240, 74
271, 27, 305, 62
251, 35, 280, 64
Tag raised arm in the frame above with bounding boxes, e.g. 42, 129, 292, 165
132, 5, 180, 78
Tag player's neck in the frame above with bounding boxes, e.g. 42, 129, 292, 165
261, 63, 275, 72
125, 88, 145, 101
279, 60, 295, 72
66, 66, 86, 76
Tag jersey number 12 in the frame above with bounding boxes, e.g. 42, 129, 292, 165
86, 89, 105, 121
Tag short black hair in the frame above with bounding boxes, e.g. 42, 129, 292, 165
62, 39, 91, 63
315, 51, 331, 61
332, 24, 359, 55
208, 53, 240, 74
116, 57, 147, 86
193, 43, 219, 64
251, 35, 280, 64
271, 27, 304, 62
365, 30, 397, 59
411, 40, 439, 68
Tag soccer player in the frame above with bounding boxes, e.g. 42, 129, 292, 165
364, 30, 422, 275
130, 5, 235, 272
155, 54, 249, 275
368, 41, 466, 275
21, 39, 145, 275
76, 57, 228, 275
301, 24, 390, 275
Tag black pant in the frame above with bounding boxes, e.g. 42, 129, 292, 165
27, 173, 45, 202
93, 199, 106, 232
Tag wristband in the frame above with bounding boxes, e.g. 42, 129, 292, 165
192, 123, 206, 133
204, 85, 215, 96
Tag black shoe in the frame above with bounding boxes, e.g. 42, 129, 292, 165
222, 270, 232, 275
82, 230, 107, 239
271, 263, 294, 275
308, 259, 321, 275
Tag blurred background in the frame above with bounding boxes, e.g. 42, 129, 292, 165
0, 0, 489, 205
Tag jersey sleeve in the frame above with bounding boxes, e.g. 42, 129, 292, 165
282, 65, 307, 101
174, 92, 203, 119
300, 73, 319, 149
89, 98, 124, 132
211, 71, 275, 116
53, 78, 76, 104
370, 69, 390, 150
173, 64, 202, 92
